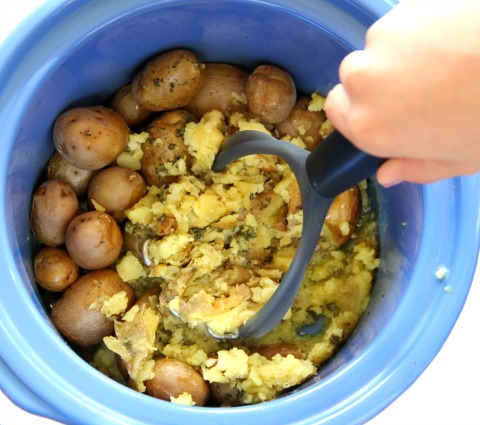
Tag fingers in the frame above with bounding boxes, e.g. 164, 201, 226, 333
377, 158, 475, 187
324, 49, 370, 122
338, 50, 371, 96
323, 84, 353, 140
324, 50, 375, 149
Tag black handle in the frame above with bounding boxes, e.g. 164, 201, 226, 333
306, 131, 384, 198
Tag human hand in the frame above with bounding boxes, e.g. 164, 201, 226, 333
324, 0, 480, 187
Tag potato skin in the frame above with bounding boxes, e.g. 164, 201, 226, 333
325, 186, 362, 247
250, 190, 288, 231
34, 247, 79, 292
65, 211, 123, 270
122, 223, 154, 260
132, 49, 205, 112
53, 106, 130, 170
87, 166, 147, 221
30, 179, 80, 247
251, 342, 305, 360
145, 358, 210, 406
46, 151, 96, 198
186, 63, 249, 119
287, 181, 361, 248
141, 109, 194, 187
110, 85, 153, 128
209, 382, 242, 407
275, 95, 326, 151
50, 269, 135, 347
246, 64, 296, 124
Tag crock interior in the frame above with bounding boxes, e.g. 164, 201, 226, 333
3, 1, 469, 424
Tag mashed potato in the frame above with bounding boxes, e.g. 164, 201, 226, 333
101, 98, 379, 406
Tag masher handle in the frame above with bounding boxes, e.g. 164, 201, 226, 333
306, 131, 384, 198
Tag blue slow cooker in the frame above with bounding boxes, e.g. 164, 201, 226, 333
1, 1, 479, 424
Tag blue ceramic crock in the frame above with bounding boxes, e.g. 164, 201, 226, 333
0, 1, 479, 424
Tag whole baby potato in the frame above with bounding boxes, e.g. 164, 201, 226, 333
246, 64, 296, 124
34, 247, 79, 292
145, 358, 210, 406
50, 269, 136, 347
132, 49, 205, 111
275, 95, 327, 151
30, 179, 80, 247
186, 63, 249, 119
87, 166, 147, 221
46, 151, 97, 198
110, 84, 153, 128
53, 106, 130, 170
141, 109, 194, 187
65, 211, 123, 270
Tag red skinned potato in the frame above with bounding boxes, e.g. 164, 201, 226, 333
288, 181, 361, 247
132, 49, 205, 112
87, 166, 147, 221
53, 106, 130, 170
46, 151, 97, 199
185, 63, 249, 119
141, 109, 194, 187
110, 84, 153, 128
275, 95, 327, 151
50, 269, 136, 347
65, 211, 123, 270
209, 382, 242, 407
145, 358, 210, 406
34, 247, 79, 292
246, 64, 296, 124
325, 186, 362, 247
122, 223, 155, 260
30, 179, 79, 247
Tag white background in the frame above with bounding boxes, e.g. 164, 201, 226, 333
1, 2, 479, 424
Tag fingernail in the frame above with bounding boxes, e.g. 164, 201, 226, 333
378, 177, 403, 189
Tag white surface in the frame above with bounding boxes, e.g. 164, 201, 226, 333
1, 2, 479, 424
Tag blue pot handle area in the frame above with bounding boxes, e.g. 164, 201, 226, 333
0, 357, 68, 423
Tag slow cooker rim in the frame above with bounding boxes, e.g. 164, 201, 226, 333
1, 1, 478, 424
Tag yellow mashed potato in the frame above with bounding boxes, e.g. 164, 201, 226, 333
98, 96, 379, 406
